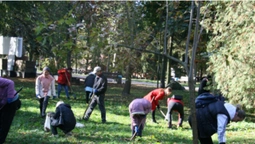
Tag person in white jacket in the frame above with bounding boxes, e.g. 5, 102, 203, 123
35, 67, 56, 117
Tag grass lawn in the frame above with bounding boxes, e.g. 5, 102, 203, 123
4, 77, 255, 144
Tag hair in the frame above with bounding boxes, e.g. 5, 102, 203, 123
56, 101, 64, 108
165, 87, 172, 92
236, 105, 246, 119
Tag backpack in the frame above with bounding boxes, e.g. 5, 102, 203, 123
195, 93, 225, 108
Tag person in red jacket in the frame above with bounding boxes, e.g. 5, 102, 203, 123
57, 68, 72, 99
143, 87, 172, 123
165, 95, 184, 129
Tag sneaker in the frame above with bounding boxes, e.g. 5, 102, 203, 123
50, 134, 59, 137
84, 117, 89, 121
65, 132, 72, 136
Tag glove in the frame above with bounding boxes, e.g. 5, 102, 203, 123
7, 98, 13, 103
94, 89, 98, 94
157, 104, 160, 110
134, 126, 139, 133
36, 94, 41, 99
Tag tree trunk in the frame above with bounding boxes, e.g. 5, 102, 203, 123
160, 1, 169, 88
123, 64, 131, 95
188, 2, 201, 144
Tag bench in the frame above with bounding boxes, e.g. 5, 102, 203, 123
102, 72, 122, 84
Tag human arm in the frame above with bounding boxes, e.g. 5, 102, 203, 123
95, 76, 107, 95
51, 78, 56, 96
53, 106, 61, 119
35, 76, 41, 97
0, 77, 16, 100
217, 114, 228, 143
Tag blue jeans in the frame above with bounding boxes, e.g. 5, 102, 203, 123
57, 84, 69, 98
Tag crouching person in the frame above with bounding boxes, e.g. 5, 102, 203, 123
129, 98, 151, 138
189, 101, 245, 144
50, 101, 76, 137
165, 95, 184, 129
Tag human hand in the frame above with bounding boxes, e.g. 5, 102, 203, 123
134, 125, 139, 133
7, 98, 12, 103
36, 94, 42, 99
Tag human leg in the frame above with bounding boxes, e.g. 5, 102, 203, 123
57, 84, 62, 98
42, 96, 49, 117
0, 101, 18, 143
63, 85, 70, 99
152, 110, 157, 123
85, 91, 90, 103
50, 125, 58, 135
39, 98, 44, 116
98, 95, 106, 123
167, 102, 175, 128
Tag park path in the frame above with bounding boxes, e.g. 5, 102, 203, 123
68, 74, 198, 91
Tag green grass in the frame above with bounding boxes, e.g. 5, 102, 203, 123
4, 78, 255, 144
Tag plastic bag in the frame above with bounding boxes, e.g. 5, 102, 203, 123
44, 114, 51, 132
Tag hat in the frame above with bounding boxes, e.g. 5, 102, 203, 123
93, 66, 101, 73
43, 67, 50, 72
56, 101, 64, 108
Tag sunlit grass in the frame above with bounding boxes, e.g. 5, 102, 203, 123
4, 77, 255, 144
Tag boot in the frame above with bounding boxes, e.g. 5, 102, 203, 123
152, 110, 157, 123
168, 122, 172, 129
101, 113, 106, 123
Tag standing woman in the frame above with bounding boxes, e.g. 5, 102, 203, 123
129, 98, 151, 138
35, 67, 56, 117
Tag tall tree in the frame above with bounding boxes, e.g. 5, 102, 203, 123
202, 1, 255, 109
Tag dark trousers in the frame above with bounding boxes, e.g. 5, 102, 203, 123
188, 116, 213, 144
167, 102, 184, 127
51, 125, 71, 135
39, 96, 49, 116
0, 100, 19, 144
57, 84, 69, 98
85, 91, 92, 103
84, 94, 106, 122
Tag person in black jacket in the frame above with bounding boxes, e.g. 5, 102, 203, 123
50, 101, 76, 137
84, 66, 108, 123
189, 101, 245, 144
84, 72, 96, 103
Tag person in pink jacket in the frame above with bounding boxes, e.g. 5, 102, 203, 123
129, 98, 151, 138
35, 67, 56, 117
0, 77, 21, 144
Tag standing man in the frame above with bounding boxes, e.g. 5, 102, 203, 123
198, 75, 212, 95
0, 77, 21, 144
84, 71, 96, 103
143, 87, 172, 123
57, 67, 73, 99
84, 66, 108, 123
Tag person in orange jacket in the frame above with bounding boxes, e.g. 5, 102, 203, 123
57, 68, 72, 99
143, 87, 172, 123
